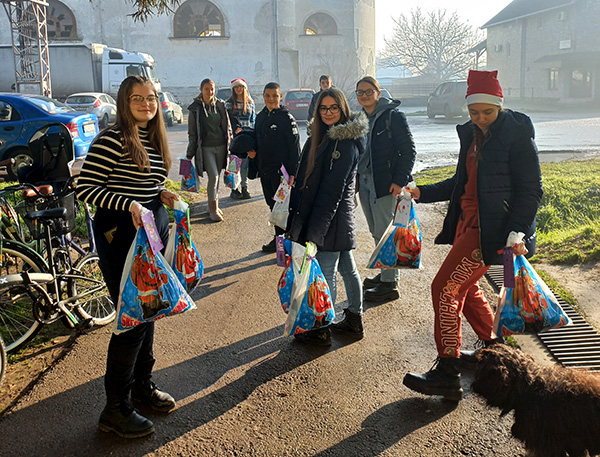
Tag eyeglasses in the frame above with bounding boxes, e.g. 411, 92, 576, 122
319, 105, 340, 114
129, 94, 158, 104
355, 89, 377, 97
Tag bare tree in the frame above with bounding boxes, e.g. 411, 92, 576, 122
96, 0, 180, 21
383, 8, 483, 81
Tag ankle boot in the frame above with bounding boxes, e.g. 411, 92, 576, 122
364, 281, 399, 302
460, 336, 505, 364
241, 187, 251, 199
132, 381, 176, 412
98, 396, 154, 438
208, 200, 223, 222
293, 327, 332, 346
332, 309, 364, 338
403, 357, 463, 401
362, 273, 381, 289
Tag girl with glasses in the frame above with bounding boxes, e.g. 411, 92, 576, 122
287, 88, 368, 345
355, 76, 417, 304
77, 75, 179, 438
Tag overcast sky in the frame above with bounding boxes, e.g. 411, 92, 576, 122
376, 0, 514, 51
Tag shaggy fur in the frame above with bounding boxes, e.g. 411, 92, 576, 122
472, 344, 600, 457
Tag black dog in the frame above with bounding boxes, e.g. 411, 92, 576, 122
472, 344, 600, 457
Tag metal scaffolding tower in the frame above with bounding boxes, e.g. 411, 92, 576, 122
1, 0, 51, 96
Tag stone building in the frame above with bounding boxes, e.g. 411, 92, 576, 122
0, 0, 375, 101
482, 0, 600, 102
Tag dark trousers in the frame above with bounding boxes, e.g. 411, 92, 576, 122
94, 199, 170, 401
260, 169, 285, 236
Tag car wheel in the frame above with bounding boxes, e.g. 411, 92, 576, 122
427, 105, 435, 119
166, 112, 174, 127
100, 114, 109, 130
177, 112, 183, 124
444, 105, 453, 119
7, 148, 34, 182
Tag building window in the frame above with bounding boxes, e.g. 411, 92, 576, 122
47, 0, 77, 39
549, 69, 559, 90
304, 13, 337, 35
570, 69, 592, 98
174, 0, 225, 38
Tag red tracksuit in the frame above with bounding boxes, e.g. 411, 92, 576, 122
432, 143, 495, 358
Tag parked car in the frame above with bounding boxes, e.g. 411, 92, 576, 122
159, 91, 183, 126
283, 89, 315, 120
427, 80, 468, 119
0, 93, 98, 180
65, 92, 116, 129
216, 87, 232, 101
346, 88, 393, 112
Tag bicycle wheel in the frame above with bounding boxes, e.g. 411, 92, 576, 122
70, 253, 115, 326
0, 242, 48, 352
0, 336, 6, 388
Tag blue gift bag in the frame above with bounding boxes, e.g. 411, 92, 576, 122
180, 159, 198, 192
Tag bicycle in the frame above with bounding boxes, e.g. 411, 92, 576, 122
0, 182, 115, 352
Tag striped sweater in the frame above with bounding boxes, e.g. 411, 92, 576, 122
76, 126, 167, 212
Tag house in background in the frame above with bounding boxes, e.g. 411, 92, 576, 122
482, 0, 600, 102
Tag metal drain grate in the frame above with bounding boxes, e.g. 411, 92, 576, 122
486, 265, 600, 371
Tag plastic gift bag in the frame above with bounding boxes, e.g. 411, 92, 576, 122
164, 199, 204, 293
114, 222, 196, 334
277, 240, 335, 337
223, 156, 242, 189
180, 159, 197, 192
493, 255, 572, 336
269, 176, 291, 230
367, 189, 422, 269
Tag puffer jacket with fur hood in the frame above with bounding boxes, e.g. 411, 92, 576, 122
288, 113, 368, 252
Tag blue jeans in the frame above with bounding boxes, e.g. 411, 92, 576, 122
358, 173, 399, 283
316, 250, 363, 315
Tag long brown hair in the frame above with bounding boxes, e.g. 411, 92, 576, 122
303, 87, 351, 187
115, 75, 171, 172
229, 84, 253, 116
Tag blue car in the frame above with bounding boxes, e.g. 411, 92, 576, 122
0, 93, 98, 180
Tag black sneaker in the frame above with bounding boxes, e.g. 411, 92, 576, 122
364, 281, 399, 302
262, 238, 277, 253
230, 189, 242, 199
294, 327, 332, 346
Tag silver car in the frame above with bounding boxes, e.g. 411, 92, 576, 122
65, 92, 117, 129
159, 91, 183, 127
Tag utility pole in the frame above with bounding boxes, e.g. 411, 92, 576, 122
1, 0, 51, 96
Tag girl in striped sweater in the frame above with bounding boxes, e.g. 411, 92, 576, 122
77, 75, 179, 439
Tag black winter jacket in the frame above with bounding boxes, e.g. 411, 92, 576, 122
361, 100, 417, 198
287, 113, 368, 252
418, 109, 543, 265
186, 97, 233, 175
253, 105, 301, 176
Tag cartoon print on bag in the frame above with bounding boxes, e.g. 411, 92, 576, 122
131, 245, 170, 319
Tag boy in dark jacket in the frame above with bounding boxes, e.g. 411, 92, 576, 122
248, 82, 301, 252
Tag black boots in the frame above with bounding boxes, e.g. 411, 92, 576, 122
98, 397, 154, 438
241, 187, 251, 199
132, 381, 176, 413
364, 281, 399, 302
403, 357, 463, 401
262, 237, 277, 253
460, 336, 505, 364
331, 309, 364, 338
294, 327, 332, 346
362, 273, 381, 289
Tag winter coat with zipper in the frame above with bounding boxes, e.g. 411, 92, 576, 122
418, 109, 543, 265
287, 113, 368, 252
360, 98, 417, 198
186, 97, 233, 175
252, 105, 301, 177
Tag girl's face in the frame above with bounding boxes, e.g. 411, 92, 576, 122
201, 82, 215, 103
319, 95, 341, 126
128, 83, 158, 127
468, 103, 501, 134
356, 81, 380, 112
234, 85, 245, 97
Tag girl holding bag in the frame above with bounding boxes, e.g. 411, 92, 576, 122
77, 75, 179, 438
402, 70, 543, 401
287, 88, 368, 345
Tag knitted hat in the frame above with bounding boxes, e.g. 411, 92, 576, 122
231, 78, 247, 89
466, 70, 504, 106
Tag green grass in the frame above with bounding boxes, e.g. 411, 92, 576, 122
414, 159, 600, 265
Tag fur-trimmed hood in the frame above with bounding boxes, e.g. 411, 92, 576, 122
308, 112, 368, 141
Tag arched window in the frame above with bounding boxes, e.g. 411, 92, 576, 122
47, 0, 77, 39
174, 0, 225, 38
303, 12, 337, 36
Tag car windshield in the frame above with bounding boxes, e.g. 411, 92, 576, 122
66, 96, 96, 104
159, 93, 167, 102
27, 95, 75, 113
144, 65, 158, 82
287, 91, 312, 101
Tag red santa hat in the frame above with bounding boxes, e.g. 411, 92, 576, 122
466, 70, 504, 106
231, 78, 247, 89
